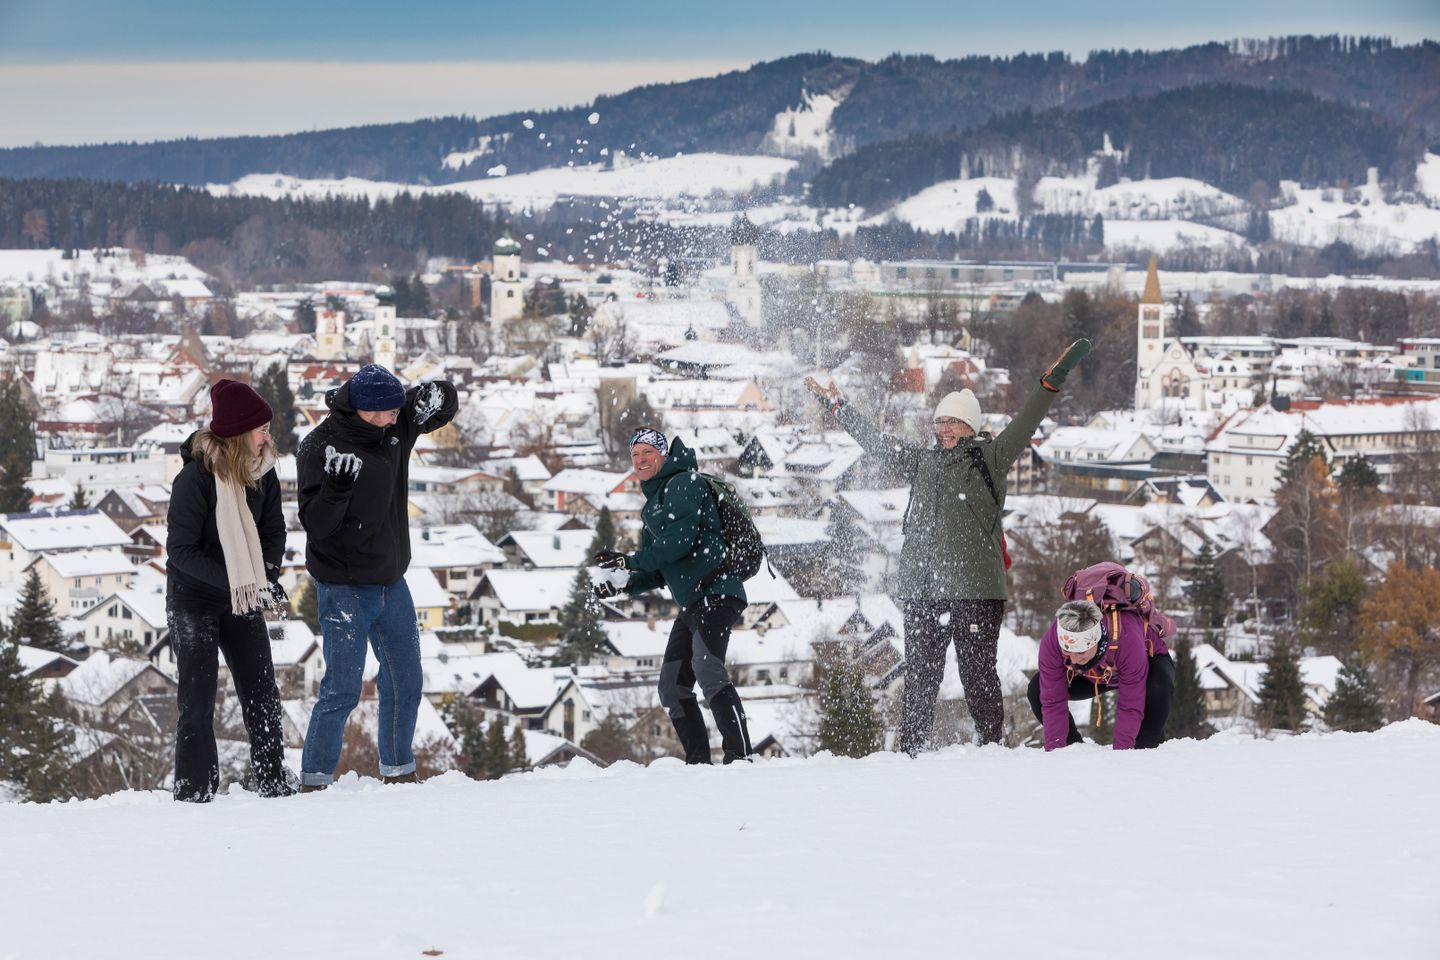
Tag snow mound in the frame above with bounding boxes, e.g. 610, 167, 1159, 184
4, 722, 1438, 959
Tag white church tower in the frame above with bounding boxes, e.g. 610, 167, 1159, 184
1134, 256, 1165, 410
726, 214, 763, 328
1134, 256, 1206, 414
489, 230, 525, 327
373, 286, 397, 373
316, 304, 347, 361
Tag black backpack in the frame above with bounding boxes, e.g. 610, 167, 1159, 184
660, 470, 773, 591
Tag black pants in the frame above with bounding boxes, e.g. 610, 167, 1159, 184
656, 595, 751, 764
900, 599, 1006, 753
169, 589, 291, 801
1025, 654, 1176, 749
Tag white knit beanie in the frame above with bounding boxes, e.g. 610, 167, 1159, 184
933, 389, 981, 433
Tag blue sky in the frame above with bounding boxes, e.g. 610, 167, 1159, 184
0, 0, 1435, 146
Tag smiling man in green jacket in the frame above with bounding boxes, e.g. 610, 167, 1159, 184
806, 338, 1090, 753
591, 429, 752, 764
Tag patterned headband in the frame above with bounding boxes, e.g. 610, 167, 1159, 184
629, 428, 668, 456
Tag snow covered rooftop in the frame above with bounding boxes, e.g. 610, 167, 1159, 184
0, 510, 131, 553
481, 569, 588, 612
58, 651, 169, 706
504, 530, 596, 568
30, 548, 135, 579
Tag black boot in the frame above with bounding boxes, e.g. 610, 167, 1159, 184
709, 686, 753, 764
671, 698, 712, 764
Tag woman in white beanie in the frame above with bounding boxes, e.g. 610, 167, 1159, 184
805, 337, 1090, 753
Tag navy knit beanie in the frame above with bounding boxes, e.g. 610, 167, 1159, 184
348, 364, 405, 411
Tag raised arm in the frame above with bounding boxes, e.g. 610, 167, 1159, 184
988, 339, 1091, 474
804, 376, 923, 480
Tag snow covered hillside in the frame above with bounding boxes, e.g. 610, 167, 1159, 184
4, 723, 1438, 960
209, 152, 798, 210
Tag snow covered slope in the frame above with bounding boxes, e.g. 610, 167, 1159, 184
210, 153, 797, 209
4, 722, 1438, 959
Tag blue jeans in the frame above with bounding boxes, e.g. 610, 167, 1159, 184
301, 579, 423, 785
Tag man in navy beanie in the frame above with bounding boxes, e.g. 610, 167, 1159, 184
295, 364, 458, 790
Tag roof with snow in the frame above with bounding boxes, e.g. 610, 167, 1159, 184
28, 548, 135, 579
503, 530, 596, 568
410, 524, 507, 568
0, 510, 131, 553
480, 569, 588, 612
59, 651, 172, 706
403, 567, 452, 610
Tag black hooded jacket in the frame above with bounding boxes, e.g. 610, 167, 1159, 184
166, 432, 285, 607
296, 378, 458, 585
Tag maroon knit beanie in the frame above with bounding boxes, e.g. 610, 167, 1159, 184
209, 379, 273, 438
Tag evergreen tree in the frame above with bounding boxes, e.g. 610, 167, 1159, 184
509, 722, 529, 771
483, 718, 512, 780
815, 650, 882, 758
1257, 636, 1309, 732
1164, 637, 1215, 740
1183, 542, 1227, 630
68, 483, 89, 510
555, 568, 607, 666
295, 576, 320, 634
449, 701, 486, 779
1336, 453, 1380, 492
252, 363, 297, 455
1296, 555, 1369, 658
293, 298, 317, 334
975, 187, 994, 212
0, 375, 35, 513
1323, 655, 1384, 732
8, 568, 69, 654
0, 639, 74, 802
503, 466, 531, 507
822, 508, 866, 598
1278, 429, 1330, 487
588, 506, 617, 556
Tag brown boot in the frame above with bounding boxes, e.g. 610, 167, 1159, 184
382, 771, 419, 785
298, 783, 327, 794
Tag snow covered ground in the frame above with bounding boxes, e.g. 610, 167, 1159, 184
209, 153, 797, 209
4, 722, 1438, 959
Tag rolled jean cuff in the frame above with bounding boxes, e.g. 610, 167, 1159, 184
300, 771, 333, 787
379, 760, 416, 778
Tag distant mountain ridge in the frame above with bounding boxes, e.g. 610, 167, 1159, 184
0, 36, 1434, 191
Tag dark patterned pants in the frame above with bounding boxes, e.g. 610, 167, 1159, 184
899, 598, 1006, 754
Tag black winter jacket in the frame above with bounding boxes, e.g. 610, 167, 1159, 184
296, 379, 458, 585
166, 433, 286, 609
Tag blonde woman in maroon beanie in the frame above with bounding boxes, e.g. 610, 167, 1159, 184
166, 378, 294, 801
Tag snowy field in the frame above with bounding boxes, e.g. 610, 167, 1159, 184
209, 152, 797, 209
3, 722, 1438, 960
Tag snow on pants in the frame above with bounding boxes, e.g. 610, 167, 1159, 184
899, 598, 1006, 754
301, 578, 423, 786
169, 588, 289, 802
656, 595, 752, 763
1025, 654, 1176, 749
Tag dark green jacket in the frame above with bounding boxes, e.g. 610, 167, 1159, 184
623, 438, 746, 610
835, 382, 1057, 601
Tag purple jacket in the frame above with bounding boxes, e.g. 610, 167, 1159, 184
1038, 609, 1169, 751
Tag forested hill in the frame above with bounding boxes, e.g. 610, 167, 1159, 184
0, 37, 1434, 188
811, 84, 1424, 209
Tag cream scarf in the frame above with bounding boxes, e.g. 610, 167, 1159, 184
205, 438, 277, 615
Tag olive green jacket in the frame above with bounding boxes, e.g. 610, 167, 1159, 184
834, 382, 1057, 600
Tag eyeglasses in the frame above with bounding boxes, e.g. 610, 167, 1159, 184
932, 417, 965, 426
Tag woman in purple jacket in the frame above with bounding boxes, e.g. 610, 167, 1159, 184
1027, 599, 1175, 750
